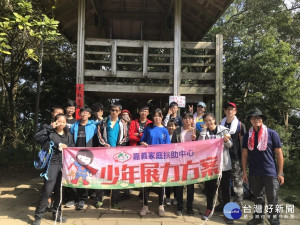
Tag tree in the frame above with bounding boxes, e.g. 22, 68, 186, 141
0, 0, 59, 146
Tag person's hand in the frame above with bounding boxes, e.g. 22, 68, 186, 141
278, 174, 284, 185
51, 120, 60, 128
201, 123, 206, 128
188, 105, 194, 113
140, 142, 148, 147
134, 133, 139, 137
224, 133, 230, 143
242, 172, 248, 183
61, 144, 67, 149
104, 143, 110, 147
168, 108, 172, 115
191, 128, 196, 141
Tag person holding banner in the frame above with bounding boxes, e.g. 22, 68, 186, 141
97, 103, 127, 209
171, 112, 200, 216
199, 113, 234, 224
66, 107, 97, 210
32, 114, 74, 225
140, 108, 171, 217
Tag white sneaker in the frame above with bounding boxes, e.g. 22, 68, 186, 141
165, 198, 171, 206
158, 205, 165, 217
140, 205, 149, 216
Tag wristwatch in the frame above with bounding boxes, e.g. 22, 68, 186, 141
278, 172, 284, 177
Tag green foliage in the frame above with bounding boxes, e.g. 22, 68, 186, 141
0, 0, 60, 147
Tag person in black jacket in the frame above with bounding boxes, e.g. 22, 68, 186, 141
32, 114, 74, 225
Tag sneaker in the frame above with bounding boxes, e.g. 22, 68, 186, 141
247, 218, 263, 225
187, 208, 194, 216
158, 205, 165, 217
224, 216, 234, 224
76, 200, 85, 210
172, 199, 178, 206
95, 201, 103, 208
140, 205, 149, 216
215, 204, 224, 212
201, 209, 212, 220
52, 213, 67, 223
165, 198, 171, 206
112, 202, 121, 209
32, 218, 41, 225
175, 210, 183, 216
65, 200, 75, 208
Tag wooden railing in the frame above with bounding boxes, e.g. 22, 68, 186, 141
84, 38, 217, 87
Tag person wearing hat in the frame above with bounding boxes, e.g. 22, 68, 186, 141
242, 108, 284, 225
188, 101, 206, 132
217, 102, 246, 210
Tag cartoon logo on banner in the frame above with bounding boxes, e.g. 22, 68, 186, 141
113, 152, 132, 163
68, 149, 98, 186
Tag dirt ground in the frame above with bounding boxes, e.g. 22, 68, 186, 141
0, 170, 299, 225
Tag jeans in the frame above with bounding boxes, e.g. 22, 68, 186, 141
249, 175, 280, 224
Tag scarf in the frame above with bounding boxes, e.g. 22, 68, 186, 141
247, 124, 268, 151
220, 116, 239, 134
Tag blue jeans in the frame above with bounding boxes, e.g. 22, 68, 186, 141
249, 175, 280, 225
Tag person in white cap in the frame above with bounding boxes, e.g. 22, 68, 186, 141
188, 101, 206, 132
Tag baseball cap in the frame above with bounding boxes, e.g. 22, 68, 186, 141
224, 102, 237, 109
197, 102, 206, 108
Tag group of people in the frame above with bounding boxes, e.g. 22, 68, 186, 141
32, 100, 284, 225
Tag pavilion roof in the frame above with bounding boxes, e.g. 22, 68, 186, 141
43, 0, 233, 42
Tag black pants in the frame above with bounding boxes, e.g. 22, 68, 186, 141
176, 184, 194, 211
165, 187, 177, 198
249, 175, 280, 224
143, 187, 164, 206
205, 170, 231, 210
35, 163, 62, 219
67, 187, 88, 202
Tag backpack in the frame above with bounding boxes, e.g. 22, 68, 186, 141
34, 141, 54, 180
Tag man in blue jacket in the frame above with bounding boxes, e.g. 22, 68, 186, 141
65, 106, 97, 210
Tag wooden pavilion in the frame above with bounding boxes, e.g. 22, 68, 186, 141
42, 0, 233, 122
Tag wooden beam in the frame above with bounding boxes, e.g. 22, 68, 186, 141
180, 86, 215, 95
173, 0, 182, 96
76, 0, 86, 85
215, 34, 223, 124
111, 40, 117, 76
85, 83, 173, 94
102, 11, 163, 20
143, 41, 149, 76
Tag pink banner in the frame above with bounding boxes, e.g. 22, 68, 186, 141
62, 138, 223, 189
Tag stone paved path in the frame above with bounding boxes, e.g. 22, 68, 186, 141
0, 176, 299, 225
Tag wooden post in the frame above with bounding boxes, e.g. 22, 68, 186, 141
76, 0, 86, 119
111, 40, 117, 76
143, 41, 148, 77
173, 0, 181, 96
215, 34, 223, 124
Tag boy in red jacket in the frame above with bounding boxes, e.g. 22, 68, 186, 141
129, 106, 152, 146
